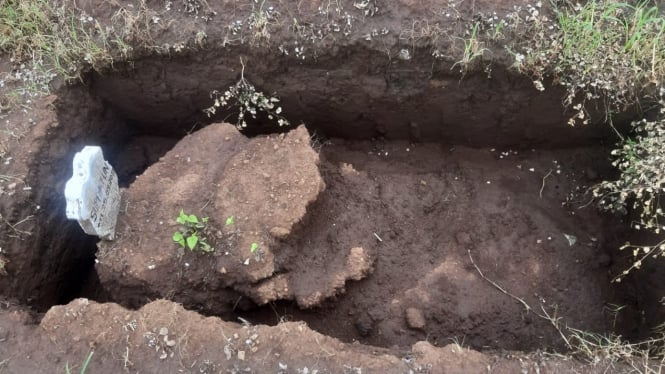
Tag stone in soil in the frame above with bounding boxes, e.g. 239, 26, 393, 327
406, 307, 427, 330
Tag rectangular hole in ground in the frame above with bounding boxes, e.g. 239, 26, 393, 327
12, 60, 652, 354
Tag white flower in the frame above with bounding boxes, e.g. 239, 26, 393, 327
533, 80, 545, 91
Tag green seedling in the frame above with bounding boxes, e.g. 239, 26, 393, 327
226, 215, 235, 225
173, 210, 213, 252
250, 242, 259, 253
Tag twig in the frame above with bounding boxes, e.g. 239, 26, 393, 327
232, 296, 243, 311
373, 232, 383, 242
123, 346, 132, 370
3, 215, 33, 236
540, 169, 553, 198
314, 336, 335, 357
467, 249, 532, 313
0, 174, 25, 184
539, 304, 572, 349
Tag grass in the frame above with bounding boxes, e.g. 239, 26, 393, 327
65, 350, 93, 374
451, 22, 488, 74
512, 0, 665, 123
0, 0, 107, 79
248, 0, 273, 45
0, 0, 167, 87
557, 1, 665, 96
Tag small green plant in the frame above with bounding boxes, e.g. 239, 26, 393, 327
204, 60, 290, 129
65, 350, 93, 374
250, 242, 259, 253
172, 210, 213, 252
226, 215, 235, 225
247, 0, 279, 45
451, 22, 488, 74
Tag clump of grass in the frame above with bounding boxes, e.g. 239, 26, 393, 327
0, 0, 165, 84
0, 0, 50, 59
451, 22, 488, 74
1, 0, 108, 78
513, 0, 665, 124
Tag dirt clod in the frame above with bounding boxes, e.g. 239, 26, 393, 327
406, 307, 427, 330
96, 123, 377, 313
355, 313, 374, 337
455, 232, 472, 246
269, 226, 290, 240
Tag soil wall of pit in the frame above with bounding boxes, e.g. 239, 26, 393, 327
90, 47, 619, 147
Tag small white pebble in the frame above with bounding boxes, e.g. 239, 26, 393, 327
406, 148, 410, 152
536, 239, 542, 244
529, 168, 535, 172
547, 236, 552, 241
148, 264, 156, 270
486, 181, 491, 184
185, 263, 190, 267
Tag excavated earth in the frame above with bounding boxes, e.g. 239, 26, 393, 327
0, 0, 664, 373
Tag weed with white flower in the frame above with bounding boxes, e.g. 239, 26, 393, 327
204, 60, 290, 129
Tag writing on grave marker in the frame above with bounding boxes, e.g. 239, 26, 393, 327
64, 146, 120, 240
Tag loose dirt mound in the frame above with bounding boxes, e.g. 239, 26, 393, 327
0, 298, 628, 373
244, 141, 627, 351
97, 123, 373, 311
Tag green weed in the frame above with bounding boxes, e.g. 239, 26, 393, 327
173, 210, 213, 252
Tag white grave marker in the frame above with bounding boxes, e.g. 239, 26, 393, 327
64, 146, 120, 240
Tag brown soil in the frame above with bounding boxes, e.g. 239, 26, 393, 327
0, 298, 636, 373
246, 139, 626, 351
95, 119, 626, 352
0, 0, 663, 372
